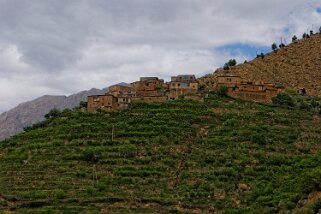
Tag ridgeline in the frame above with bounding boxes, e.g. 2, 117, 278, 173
1, 93, 321, 213
202, 33, 321, 97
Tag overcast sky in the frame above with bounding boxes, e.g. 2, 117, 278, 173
0, 0, 321, 113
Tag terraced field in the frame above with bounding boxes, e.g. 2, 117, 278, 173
1, 93, 321, 213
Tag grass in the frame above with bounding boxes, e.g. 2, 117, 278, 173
0, 92, 321, 213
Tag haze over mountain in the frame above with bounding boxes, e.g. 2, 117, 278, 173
0, 88, 106, 141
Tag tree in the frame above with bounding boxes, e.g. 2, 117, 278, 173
302, 32, 307, 39
223, 59, 237, 70
257, 53, 264, 59
272, 93, 295, 108
292, 35, 297, 42
260, 52, 264, 59
271, 43, 277, 52
217, 86, 228, 97
227, 59, 237, 66
44, 108, 61, 119
79, 101, 88, 108
223, 63, 230, 70
310, 30, 314, 36
319, 26, 321, 33
279, 43, 285, 48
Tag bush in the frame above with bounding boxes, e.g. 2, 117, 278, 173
272, 93, 295, 108
271, 43, 277, 52
217, 86, 228, 97
81, 149, 102, 163
79, 101, 88, 108
313, 199, 321, 213
45, 108, 61, 119
301, 168, 321, 193
223, 59, 237, 70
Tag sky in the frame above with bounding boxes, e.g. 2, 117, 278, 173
0, 0, 321, 113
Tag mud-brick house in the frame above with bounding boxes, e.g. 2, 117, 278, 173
216, 75, 242, 86
171, 75, 197, 83
87, 94, 118, 112
168, 75, 199, 100
130, 77, 166, 92
130, 77, 168, 103
108, 84, 132, 97
108, 84, 135, 109
215, 75, 281, 103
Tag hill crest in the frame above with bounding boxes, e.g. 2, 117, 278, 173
203, 33, 321, 96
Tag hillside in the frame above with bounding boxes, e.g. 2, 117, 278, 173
202, 33, 321, 96
0, 88, 106, 141
1, 94, 321, 213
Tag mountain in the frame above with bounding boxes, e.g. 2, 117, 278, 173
203, 33, 321, 96
0, 88, 106, 141
0, 94, 321, 213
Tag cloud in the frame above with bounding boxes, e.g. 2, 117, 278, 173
0, 0, 321, 113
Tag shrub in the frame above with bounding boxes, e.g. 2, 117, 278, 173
79, 101, 88, 108
81, 149, 102, 163
223, 59, 237, 70
301, 168, 321, 193
271, 43, 277, 52
45, 108, 61, 119
217, 86, 228, 97
272, 93, 295, 108
53, 190, 66, 199
223, 63, 230, 70
251, 132, 267, 145
227, 59, 237, 66
260, 52, 264, 59
292, 35, 297, 42
285, 87, 296, 95
313, 199, 321, 213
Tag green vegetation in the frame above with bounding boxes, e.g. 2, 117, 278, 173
1, 93, 321, 213
272, 93, 321, 114
223, 59, 237, 70
271, 42, 277, 52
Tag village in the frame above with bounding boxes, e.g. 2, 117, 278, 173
87, 74, 283, 112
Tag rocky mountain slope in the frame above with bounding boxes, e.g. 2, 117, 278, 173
202, 33, 321, 96
0, 88, 106, 141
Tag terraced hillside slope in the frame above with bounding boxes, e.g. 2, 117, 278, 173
203, 33, 321, 96
0, 88, 106, 141
1, 94, 321, 213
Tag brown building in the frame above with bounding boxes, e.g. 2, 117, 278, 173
215, 75, 281, 103
131, 77, 165, 92
168, 75, 199, 100
217, 75, 241, 85
87, 94, 118, 112
171, 75, 197, 83
87, 74, 200, 112
108, 84, 132, 97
